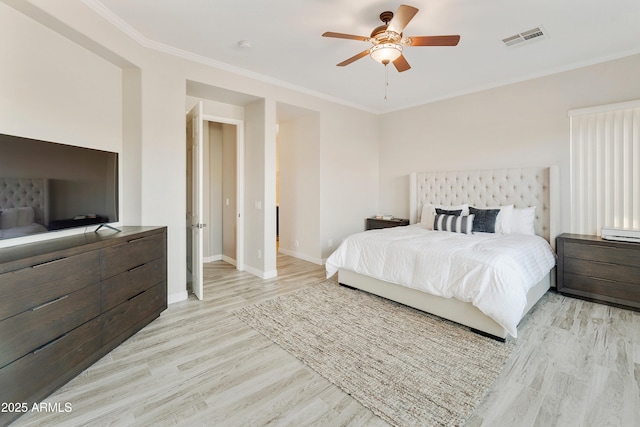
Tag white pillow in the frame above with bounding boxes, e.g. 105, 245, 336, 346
0, 207, 35, 229
511, 206, 536, 235
493, 204, 513, 234
17, 207, 35, 227
420, 203, 469, 230
0, 208, 17, 229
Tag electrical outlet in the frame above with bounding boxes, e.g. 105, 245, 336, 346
257, 249, 262, 259
328, 239, 333, 248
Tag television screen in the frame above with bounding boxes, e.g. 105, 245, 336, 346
0, 133, 119, 241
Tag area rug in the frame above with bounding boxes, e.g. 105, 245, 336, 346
234, 281, 514, 427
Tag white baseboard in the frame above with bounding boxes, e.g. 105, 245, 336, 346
222, 255, 237, 266
243, 264, 278, 279
168, 290, 188, 304
278, 248, 323, 265
203, 254, 222, 263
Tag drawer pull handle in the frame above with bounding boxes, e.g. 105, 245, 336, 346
32, 295, 68, 311
127, 237, 145, 243
128, 290, 146, 301
32, 257, 67, 268
33, 333, 68, 354
588, 276, 616, 283
128, 264, 146, 272
592, 261, 617, 267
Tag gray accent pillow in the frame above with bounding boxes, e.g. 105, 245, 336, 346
469, 207, 500, 233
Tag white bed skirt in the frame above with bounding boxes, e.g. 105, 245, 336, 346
338, 268, 551, 340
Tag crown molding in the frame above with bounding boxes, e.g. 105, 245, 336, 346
82, 0, 377, 114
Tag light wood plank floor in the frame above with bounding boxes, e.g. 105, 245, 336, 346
11, 254, 640, 427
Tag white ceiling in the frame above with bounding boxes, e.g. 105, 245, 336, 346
89, 0, 640, 113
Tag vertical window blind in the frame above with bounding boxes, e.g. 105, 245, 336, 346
569, 100, 640, 235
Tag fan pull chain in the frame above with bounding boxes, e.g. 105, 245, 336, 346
384, 64, 389, 100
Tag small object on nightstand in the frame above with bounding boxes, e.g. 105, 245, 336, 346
366, 217, 409, 231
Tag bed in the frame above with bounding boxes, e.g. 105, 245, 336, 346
326, 166, 559, 340
0, 178, 49, 239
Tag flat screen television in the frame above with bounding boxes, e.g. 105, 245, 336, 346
0, 133, 119, 242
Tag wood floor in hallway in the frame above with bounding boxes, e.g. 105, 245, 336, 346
10, 254, 640, 426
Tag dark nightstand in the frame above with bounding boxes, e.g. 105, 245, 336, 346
365, 217, 409, 231
556, 233, 640, 311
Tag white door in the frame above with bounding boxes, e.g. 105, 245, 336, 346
187, 101, 204, 300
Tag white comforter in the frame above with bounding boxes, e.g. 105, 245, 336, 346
326, 225, 556, 337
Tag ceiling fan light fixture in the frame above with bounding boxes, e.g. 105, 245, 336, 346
369, 43, 402, 64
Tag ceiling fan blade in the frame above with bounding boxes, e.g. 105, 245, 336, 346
322, 32, 369, 42
392, 54, 411, 72
336, 50, 370, 67
388, 4, 419, 34
408, 35, 461, 46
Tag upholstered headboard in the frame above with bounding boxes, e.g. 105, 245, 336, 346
0, 178, 50, 227
409, 166, 559, 245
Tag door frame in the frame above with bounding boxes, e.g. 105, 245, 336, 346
187, 101, 204, 300
202, 114, 245, 272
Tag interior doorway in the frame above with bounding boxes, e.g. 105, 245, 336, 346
202, 119, 240, 266
186, 108, 245, 300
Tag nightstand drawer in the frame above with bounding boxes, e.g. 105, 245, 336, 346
563, 273, 640, 308
366, 218, 409, 230
564, 258, 640, 285
564, 241, 640, 266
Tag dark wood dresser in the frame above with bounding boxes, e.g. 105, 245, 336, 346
0, 226, 167, 425
365, 217, 409, 231
556, 233, 640, 311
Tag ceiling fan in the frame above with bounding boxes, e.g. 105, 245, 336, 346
322, 4, 460, 72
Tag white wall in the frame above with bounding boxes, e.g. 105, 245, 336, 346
378, 54, 640, 234
221, 124, 237, 261
203, 121, 235, 262
206, 122, 223, 259
0, 1, 125, 249
278, 113, 321, 263
320, 107, 380, 259
0, 2, 122, 151
242, 99, 279, 278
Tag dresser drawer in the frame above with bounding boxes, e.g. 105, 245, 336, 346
0, 317, 101, 408
0, 283, 100, 368
101, 233, 165, 279
101, 281, 166, 345
564, 241, 640, 266
0, 250, 100, 321
564, 258, 640, 285
101, 257, 166, 312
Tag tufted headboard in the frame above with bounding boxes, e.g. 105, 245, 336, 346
0, 178, 50, 227
409, 166, 559, 245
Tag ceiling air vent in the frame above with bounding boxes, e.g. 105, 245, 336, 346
502, 26, 547, 47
